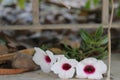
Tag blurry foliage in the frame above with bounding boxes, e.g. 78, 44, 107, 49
85, 0, 100, 9
18, 0, 25, 9
62, 44, 83, 61
39, 27, 108, 61
41, 44, 51, 51
79, 26, 108, 60
62, 26, 108, 61
0, 0, 101, 9
116, 2, 120, 17
0, 0, 30, 9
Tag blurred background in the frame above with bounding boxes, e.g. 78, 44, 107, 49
0, 0, 119, 53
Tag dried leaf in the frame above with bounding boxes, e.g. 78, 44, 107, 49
0, 45, 9, 55
18, 48, 35, 56
50, 48, 62, 54
0, 69, 29, 75
0, 53, 16, 62
0, 48, 35, 62
61, 37, 80, 48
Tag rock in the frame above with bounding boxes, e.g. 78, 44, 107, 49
17, 12, 32, 24
12, 53, 39, 70
0, 45, 8, 55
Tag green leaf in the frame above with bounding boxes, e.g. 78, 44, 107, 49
18, 0, 25, 9
85, 0, 91, 9
63, 44, 72, 51
80, 29, 93, 43
93, 0, 99, 6
99, 35, 108, 45
117, 9, 120, 17
0, 0, 2, 3
95, 51, 108, 60
41, 45, 51, 50
85, 47, 105, 55
95, 26, 103, 38
116, 5, 120, 17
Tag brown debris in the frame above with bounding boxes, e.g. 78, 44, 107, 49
0, 44, 9, 55
50, 48, 62, 54
12, 53, 39, 71
0, 48, 39, 75
0, 69, 29, 75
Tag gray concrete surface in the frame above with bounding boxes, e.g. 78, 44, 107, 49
0, 53, 119, 80
111, 53, 120, 80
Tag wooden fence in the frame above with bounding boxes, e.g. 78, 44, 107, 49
0, 0, 119, 30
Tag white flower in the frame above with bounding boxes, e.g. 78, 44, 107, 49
51, 57, 78, 79
76, 58, 107, 80
32, 47, 56, 73
55, 55, 65, 61
1, 0, 17, 6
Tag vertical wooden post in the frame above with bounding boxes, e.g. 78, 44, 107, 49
32, 0, 39, 25
102, 0, 109, 25
106, 0, 114, 80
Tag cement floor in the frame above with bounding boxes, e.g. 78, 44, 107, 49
0, 53, 119, 80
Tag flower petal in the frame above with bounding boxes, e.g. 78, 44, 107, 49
76, 57, 107, 80
33, 47, 55, 73
69, 59, 78, 67
51, 61, 61, 74
51, 57, 69, 74
88, 72, 103, 80
32, 47, 45, 65
95, 60, 107, 74
46, 50, 56, 65
81, 57, 98, 65
55, 55, 65, 61
51, 57, 77, 79
76, 62, 88, 78
35, 47, 46, 55
40, 63, 51, 73
58, 68, 75, 79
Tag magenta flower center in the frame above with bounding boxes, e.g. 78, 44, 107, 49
45, 55, 51, 63
62, 63, 71, 71
84, 65, 95, 74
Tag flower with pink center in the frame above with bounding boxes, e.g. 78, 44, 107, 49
76, 58, 107, 80
51, 57, 78, 79
55, 55, 65, 61
32, 47, 56, 73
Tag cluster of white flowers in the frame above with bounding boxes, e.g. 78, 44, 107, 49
32, 47, 107, 79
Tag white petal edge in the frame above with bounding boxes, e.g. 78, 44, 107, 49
55, 55, 65, 62
51, 61, 61, 74
95, 60, 107, 74
81, 57, 98, 65
76, 62, 88, 79
32, 47, 45, 65
33, 47, 53, 73
88, 72, 103, 80
58, 68, 75, 79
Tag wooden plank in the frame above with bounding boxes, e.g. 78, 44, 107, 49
32, 0, 39, 25
0, 23, 119, 30
102, 0, 109, 24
